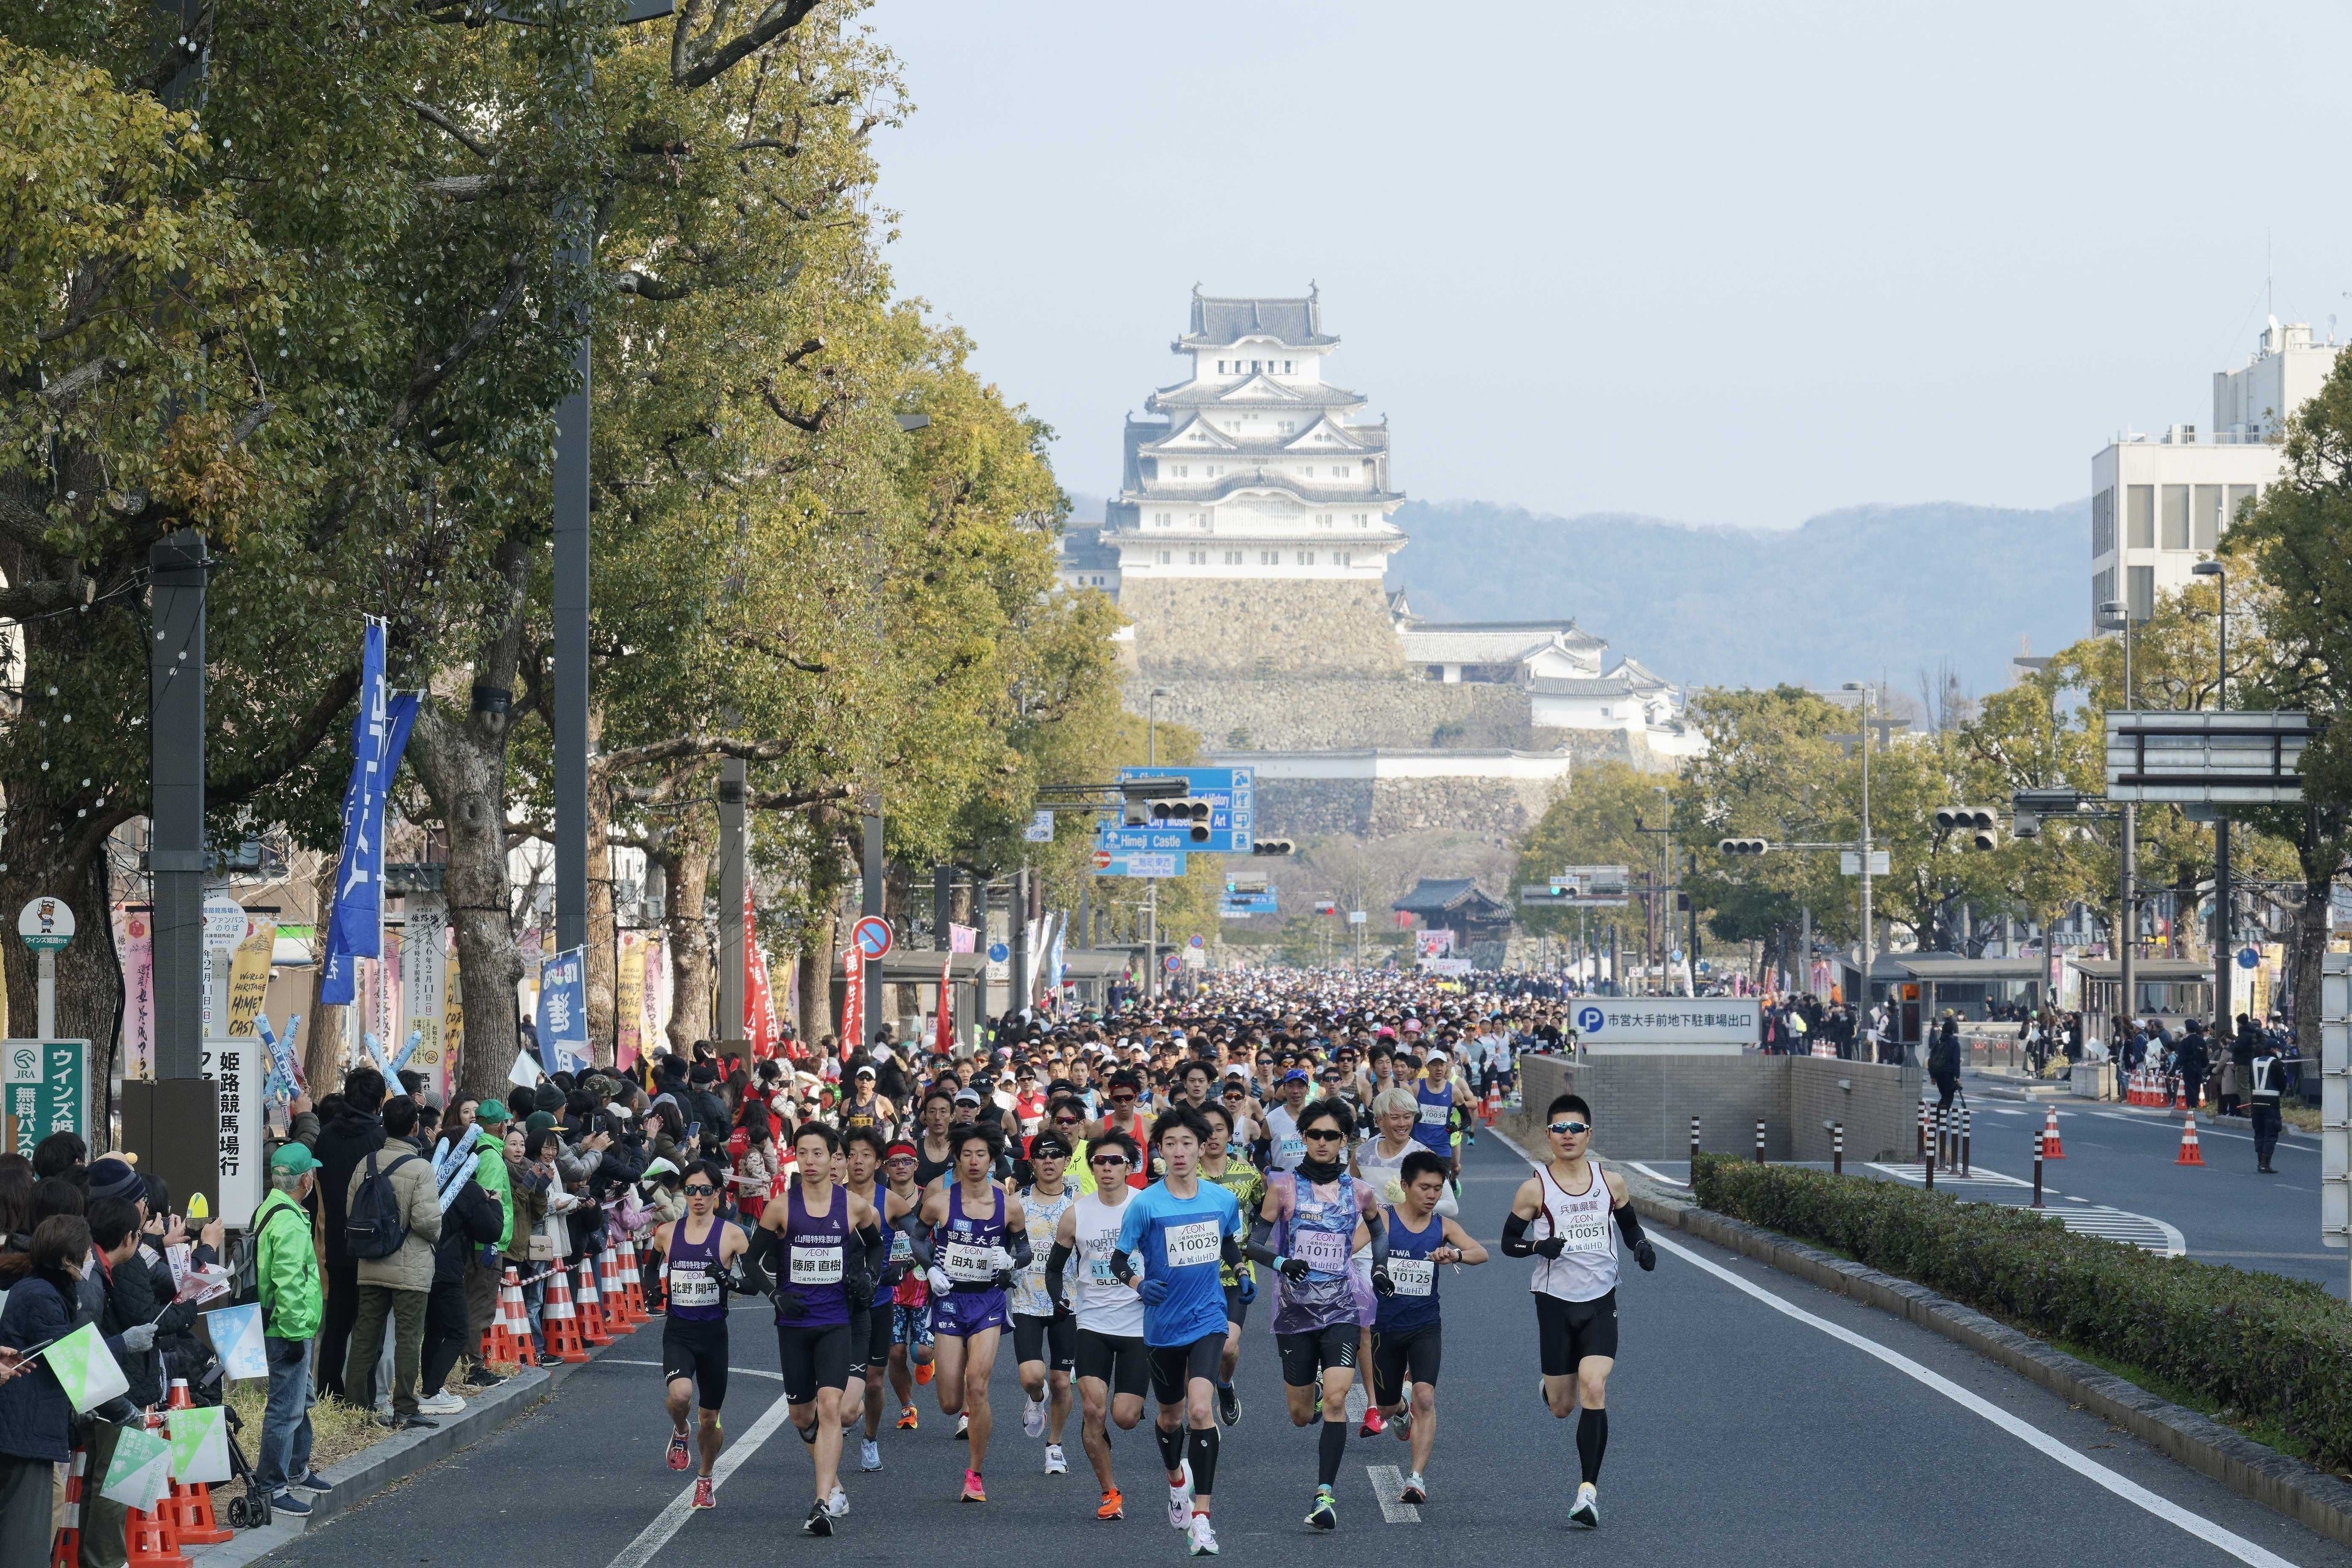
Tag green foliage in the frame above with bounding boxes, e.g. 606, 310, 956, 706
1693, 1154, 2352, 1470
1513, 760, 1666, 938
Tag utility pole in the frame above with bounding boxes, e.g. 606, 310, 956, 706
717, 760, 745, 1042
2194, 560, 2233, 1031
148, 533, 209, 1081
2101, 597, 2143, 1040
861, 803, 884, 1049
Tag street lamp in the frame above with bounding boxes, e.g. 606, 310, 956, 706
2192, 560, 2233, 1032
2096, 598, 2149, 1039
1841, 681, 1876, 1035
1143, 685, 1171, 1000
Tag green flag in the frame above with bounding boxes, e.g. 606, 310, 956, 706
166, 1404, 231, 1485
45, 1323, 128, 1414
99, 1422, 172, 1512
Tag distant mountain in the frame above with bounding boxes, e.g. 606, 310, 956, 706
1385, 498, 2091, 698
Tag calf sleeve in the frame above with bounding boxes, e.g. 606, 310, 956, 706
1317, 1412, 1347, 1486
1187, 1426, 1219, 1496
1157, 1420, 1187, 1474
1577, 1406, 1608, 1485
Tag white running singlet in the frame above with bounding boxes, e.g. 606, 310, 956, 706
1529, 1159, 1619, 1304
1070, 1192, 1145, 1338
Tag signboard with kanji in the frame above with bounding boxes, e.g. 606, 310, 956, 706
198, 1038, 264, 1229
4, 1038, 87, 1154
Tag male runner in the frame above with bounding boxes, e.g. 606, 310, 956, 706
1011, 1131, 1079, 1474
1501, 1092, 1655, 1528
1195, 1100, 1263, 1426
1263, 1069, 1312, 1172
905, 1124, 1032, 1501
748, 1123, 887, 1536
877, 1139, 937, 1426
842, 1127, 917, 1473
838, 1063, 897, 1143
648, 1159, 747, 1509
910, 1088, 958, 1187
1046, 1128, 1150, 1520
1372, 1148, 1487, 1502
1111, 1105, 1247, 1557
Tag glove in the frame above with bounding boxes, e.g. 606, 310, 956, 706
879, 1261, 906, 1289
1279, 1256, 1310, 1283
1234, 1270, 1257, 1305
1634, 1239, 1657, 1272
774, 1289, 808, 1320
1532, 1238, 1567, 1260
1051, 1296, 1074, 1320
120, 1323, 157, 1353
927, 1266, 953, 1297
1137, 1276, 1172, 1306
1370, 1266, 1396, 1299
845, 1276, 874, 1313
991, 1268, 1016, 1291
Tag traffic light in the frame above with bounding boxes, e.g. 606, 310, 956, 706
1250, 838, 1295, 856
1934, 806, 2000, 851
1718, 838, 1771, 856
1149, 796, 1214, 843
1119, 774, 1187, 826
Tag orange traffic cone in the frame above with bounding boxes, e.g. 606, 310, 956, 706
161, 1381, 232, 1545
619, 1234, 653, 1320
504, 1266, 540, 1367
2040, 1105, 2065, 1159
51, 1444, 86, 1568
576, 1259, 613, 1347
599, 1242, 637, 1332
541, 1264, 590, 1363
2176, 1110, 2205, 1166
125, 1414, 193, 1568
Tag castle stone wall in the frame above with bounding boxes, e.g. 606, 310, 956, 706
1131, 675, 1530, 751
1121, 578, 1408, 677
1257, 774, 1566, 838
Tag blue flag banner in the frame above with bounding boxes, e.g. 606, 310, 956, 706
320, 622, 420, 1005
537, 947, 589, 1076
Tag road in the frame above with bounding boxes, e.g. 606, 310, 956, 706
263, 1131, 2352, 1567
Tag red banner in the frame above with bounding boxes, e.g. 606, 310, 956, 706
743, 887, 780, 1059
840, 945, 864, 1055
935, 954, 953, 1057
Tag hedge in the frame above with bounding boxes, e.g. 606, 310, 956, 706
1692, 1153, 2352, 1471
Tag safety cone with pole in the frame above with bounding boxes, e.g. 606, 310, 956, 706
540, 1262, 591, 1363
50, 1444, 86, 1568
161, 1380, 232, 1545
576, 1258, 613, 1347
125, 1413, 193, 1568
619, 1233, 653, 1321
2175, 1110, 2205, 1167
599, 1241, 639, 1332
2040, 1105, 2065, 1159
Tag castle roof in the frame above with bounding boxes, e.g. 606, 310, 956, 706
1397, 622, 1606, 666
1057, 525, 1121, 572
1139, 413, 1387, 458
1176, 289, 1336, 349
1149, 371, 1365, 414
1393, 879, 1513, 922
1115, 467, 1404, 511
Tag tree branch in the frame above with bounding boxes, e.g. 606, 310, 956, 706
405, 98, 499, 163
672, 0, 824, 90
387, 256, 528, 436
210, 665, 364, 808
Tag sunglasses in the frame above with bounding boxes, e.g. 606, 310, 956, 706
1111, 1092, 1137, 1101
1053, 1116, 1081, 1126
1303, 1128, 1345, 1142
1547, 1121, 1592, 1137
683, 1184, 718, 1197
1090, 1154, 1130, 1167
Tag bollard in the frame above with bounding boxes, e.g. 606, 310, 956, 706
1832, 1121, 1844, 1176
1924, 1111, 1936, 1192
1961, 1105, 1971, 1177
1690, 1114, 1701, 1174
1917, 1101, 1929, 1163
2032, 1128, 2044, 1208
1754, 1118, 1766, 1165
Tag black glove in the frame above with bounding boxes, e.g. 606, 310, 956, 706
1279, 1256, 1310, 1283
845, 1275, 874, 1313
1370, 1266, 1396, 1298
774, 1288, 808, 1320
879, 1260, 906, 1289
1532, 1237, 1567, 1260
991, 1268, 1016, 1291
1052, 1295, 1074, 1320
1634, 1239, 1656, 1272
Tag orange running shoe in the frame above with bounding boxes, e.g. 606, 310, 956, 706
915, 1361, 935, 1386
1097, 1487, 1125, 1520
896, 1405, 919, 1431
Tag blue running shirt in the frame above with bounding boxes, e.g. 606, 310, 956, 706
1115, 1179, 1243, 1348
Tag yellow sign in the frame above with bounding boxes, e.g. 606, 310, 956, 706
441, 952, 464, 1086
224, 915, 279, 1037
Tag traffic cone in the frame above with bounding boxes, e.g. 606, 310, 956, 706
541, 1263, 590, 1363
125, 1414, 193, 1568
51, 1444, 86, 1568
2176, 1111, 2205, 1167
599, 1241, 638, 1332
576, 1258, 613, 1347
161, 1381, 232, 1545
2040, 1105, 2065, 1159
505, 1266, 540, 1367
619, 1234, 653, 1319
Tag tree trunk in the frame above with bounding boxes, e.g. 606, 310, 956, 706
797, 904, 838, 1051
656, 811, 715, 1056
406, 537, 530, 1108
2290, 820, 2341, 1066
0, 837, 124, 1151
302, 856, 348, 1092
583, 707, 616, 1066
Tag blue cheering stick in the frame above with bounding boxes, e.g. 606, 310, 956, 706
390, 1026, 422, 1077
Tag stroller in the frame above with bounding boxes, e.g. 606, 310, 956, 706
197, 1358, 276, 1528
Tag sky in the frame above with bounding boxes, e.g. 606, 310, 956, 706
860, 1, 2352, 530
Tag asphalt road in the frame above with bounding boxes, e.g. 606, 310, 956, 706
261, 1131, 2352, 1567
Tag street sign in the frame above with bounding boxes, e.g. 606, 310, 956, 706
987, 941, 1010, 964
15, 898, 73, 953
1347, 910, 1367, 925
852, 916, 894, 960
1188, 935, 1204, 949
1092, 849, 1113, 871
200, 1037, 264, 1229
1097, 826, 1212, 855
1569, 999, 1761, 1054
1023, 809, 1055, 844
1095, 851, 1184, 878
1219, 888, 1277, 918
1164, 953, 1180, 973
1113, 766, 1254, 853
203, 892, 247, 948
3, 1038, 87, 1152
1519, 885, 1628, 908
2238, 946, 2261, 969
2106, 710, 2311, 804
1839, 850, 1891, 876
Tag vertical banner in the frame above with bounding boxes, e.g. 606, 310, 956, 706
198, 1037, 262, 1228
645, 937, 667, 1052
745, 938, 779, 1060
375, 927, 402, 1067
399, 894, 449, 1102
224, 911, 279, 1038
935, 954, 953, 1056
839, 946, 864, 1054
536, 947, 588, 1076
947, 923, 976, 954
616, 931, 646, 1070
115, 906, 156, 1081
320, 620, 420, 1004
441, 950, 464, 1093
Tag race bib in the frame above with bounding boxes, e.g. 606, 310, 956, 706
1163, 1219, 1221, 1270
790, 1245, 843, 1286
1291, 1228, 1348, 1273
1388, 1257, 1435, 1297
889, 1232, 912, 1262
1085, 1236, 1116, 1283
945, 1241, 996, 1283
1418, 1102, 1447, 1125
669, 1266, 719, 1308
1556, 1216, 1610, 1253
1278, 1136, 1306, 1166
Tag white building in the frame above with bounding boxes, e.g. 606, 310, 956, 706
1102, 288, 1408, 582
1392, 615, 1704, 757
2090, 318, 2340, 628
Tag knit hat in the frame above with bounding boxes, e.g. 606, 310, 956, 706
87, 1158, 144, 1204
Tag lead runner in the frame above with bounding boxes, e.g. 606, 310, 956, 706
1500, 1092, 1655, 1528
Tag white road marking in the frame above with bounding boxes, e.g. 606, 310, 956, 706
1364, 1463, 1422, 1523
603, 1388, 801, 1568
2087, 1111, 2311, 1151
1625, 1161, 1689, 1187
598, 1359, 783, 1380
1863, 1163, 2183, 1254
1491, 1128, 2284, 1567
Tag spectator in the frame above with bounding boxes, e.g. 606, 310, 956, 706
344, 1096, 443, 1429
253, 1143, 329, 1515
1929, 1014, 1961, 1109
0, 1218, 129, 1563
314, 1065, 388, 1401
87, 1194, 156, 1563
466, 1101, 516, 1367
420, 1148, 504, 1417
2177, 1019, 2211, 1113
29, 1131, 84, 1182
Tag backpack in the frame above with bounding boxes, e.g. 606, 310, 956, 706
345, 1152, 420, 1260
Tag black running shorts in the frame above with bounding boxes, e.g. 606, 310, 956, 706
660, 1317, 730, 1412
1275, 1323, 1358, 1388
1370, 1321, 1443, 1406
775, 1322, 854, 1406
1075, 1328, 1150, 1399
1011, 1312, 1078, 1373
1146, 1332, 1225, 1406
862, 1303, 893, 1374
1534, 1289, 1619, 1377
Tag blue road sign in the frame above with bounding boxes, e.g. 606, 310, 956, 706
1113, 767, 1254, 854
987, 941, 1010, 964
1218, 889, 1278, 917
1094, 850, 1186, 878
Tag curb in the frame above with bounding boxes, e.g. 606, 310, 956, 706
188, 1330, 631, 1566
1618, 1172, 2352, 1551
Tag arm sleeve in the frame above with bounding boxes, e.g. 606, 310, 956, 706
1045, 1242, 1074, 1308
1244, 1215, 1282, 1268
1499, 1210, 1535, 1258
1005, 1224, 1034, 1271
853, 1222, 885, 1281
739, 1224, 781, 1294
1365, 1207, 1389, 1270
1613, 1203, 1647, 1247
900, 1210, 936, 1269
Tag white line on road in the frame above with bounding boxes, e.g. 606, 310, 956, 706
1625, 1161, 1690, 1187
1364, 1464, 1422, 1523
599, 1359, 783, 1380
1489, 1128, 2293, 1567
2087, 1111, 2311, 1151
604, 1388, 800, 1568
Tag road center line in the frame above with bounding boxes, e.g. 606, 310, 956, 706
604, 1387, 800, 1568
1364, 1464, 1422, 1523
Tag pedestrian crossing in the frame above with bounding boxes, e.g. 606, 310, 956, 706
1867, 1163, 2183, 1255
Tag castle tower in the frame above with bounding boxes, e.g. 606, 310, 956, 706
1104, 288, 1409, 676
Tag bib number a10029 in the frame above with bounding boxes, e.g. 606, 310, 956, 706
1163, 1219, 1221, 1270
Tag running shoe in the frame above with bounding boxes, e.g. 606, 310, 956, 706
1187, 1514, 1220, 1556
956, 1412, 970, 1440
1569, 1481, 1600, 1528
1392, 1406, 1413, 1440
1023, 1396, 1045, 1438
897, 1405, 920, 1431
826, 1483, 850, 1518
1097, 1485, 1125, 1520
798, 1416, 818, 1446
692, 1477, 715, 1510
915, 1360, 935, 1385
665, 1430, 691, 1472
1359, 1408, 1386, 1438
961, 1468, 986, 1503
1216, 1381, 1240, 1427
1168, 1458, 1193, 1530
860, 1438, 883, 1472
1399, 1471, 1427, 1505
1306, 1484, 1338, 1531
1043, 1443, 1067, 1475
803, 1500, 833, 1537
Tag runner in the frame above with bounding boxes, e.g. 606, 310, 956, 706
904, 1124, 1032, 1502
1046, 1127, 1151, 1521
877, 1139, 938, 1427
1500, 1092, 1656, 1529
911, 1088, 958, 1188
1371, 1148, 1487, 1502
1247, 1095, 1389, 1530
647, 1159, 747, 1510
838, 1063, 897, 1143
1110, 1105, 1247, 1557
1195, 1100, 1263, 1427
1011, 1131, 1079, 1475
748, 1122, 888, 1537
842, 1127, 918, 1473
1263, 1069, 1312, 1172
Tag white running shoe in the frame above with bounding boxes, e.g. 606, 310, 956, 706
1569, 1481, 1600, 1528
956, 1413, 970, 1439
1043, 1443, 1067, 1475
1399, 1470, 1427, 1505
859, 1439, 883, 1473
417, 1391, 466, 1417
1168, 1457, 1193, 1530
1187, 1514, 1219, 1556
1023, 1397, 1045, 1439
826, 1483, 851, 1519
